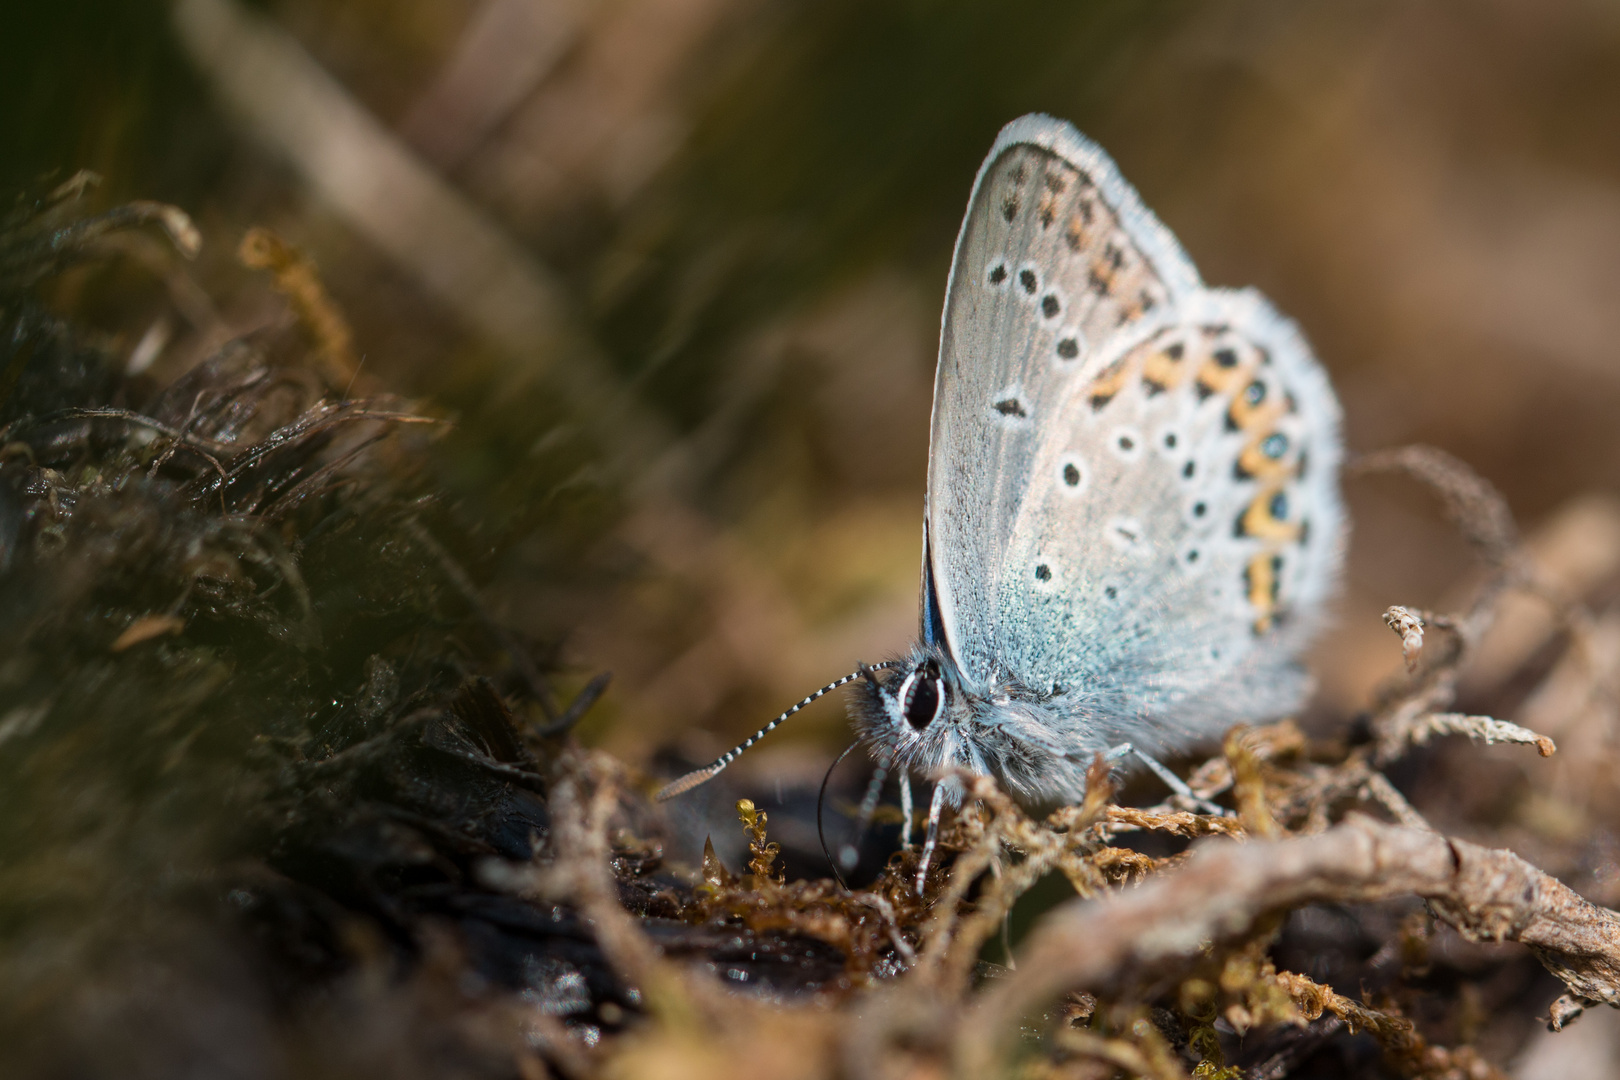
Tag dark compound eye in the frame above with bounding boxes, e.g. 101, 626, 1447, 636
899, 663, 944, 730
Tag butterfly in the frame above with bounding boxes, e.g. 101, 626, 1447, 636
659, 114, 1344, 882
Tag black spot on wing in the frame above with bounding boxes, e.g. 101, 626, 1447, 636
994, 398, 1027, 418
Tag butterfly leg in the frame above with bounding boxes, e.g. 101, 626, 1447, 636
898, 772, 915, 849
915, 783, 948, 897
1103, 742, 1227, 816
840, 753, 891, 873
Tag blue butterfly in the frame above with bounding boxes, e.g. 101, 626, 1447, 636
659, 115, 1344, 888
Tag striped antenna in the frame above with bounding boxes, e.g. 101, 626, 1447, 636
654, 662, 896, 801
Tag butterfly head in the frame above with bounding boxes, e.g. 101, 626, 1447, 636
849, 646, 965, 760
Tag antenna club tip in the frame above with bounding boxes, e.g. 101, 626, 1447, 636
654, 767, 719, 802
656, 666, 880, 802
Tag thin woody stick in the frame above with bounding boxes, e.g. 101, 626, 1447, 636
962, 813, 1620, 1073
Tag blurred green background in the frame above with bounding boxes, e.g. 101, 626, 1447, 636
6, 0, 1620, 779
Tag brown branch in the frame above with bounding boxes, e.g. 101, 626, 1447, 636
1353, 449, 1535, 768
1384, 605, 1431, 672
912, 763, 1120, 994
961, 814, 1620, 1073
1404, 712, 1557, 757
1049, 1022, 1189, 1080
1351, 446, 1519, 567
1270, 971, 1509, 1080
1097, 805, 1244, 841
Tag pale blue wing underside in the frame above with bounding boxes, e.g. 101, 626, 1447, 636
928, 114, 1199, 690
995, 291, 1343, 749
926, 114, 1343, 735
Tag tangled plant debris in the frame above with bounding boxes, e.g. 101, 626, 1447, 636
2, 187, 1619, 1080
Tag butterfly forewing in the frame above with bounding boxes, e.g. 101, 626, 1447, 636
928, 117, 1201, 690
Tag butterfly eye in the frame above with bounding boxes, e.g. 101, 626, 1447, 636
898, 663, 944, 730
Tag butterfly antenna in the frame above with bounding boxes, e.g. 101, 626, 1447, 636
655, 662, 897, 802
817, 741, 861, 890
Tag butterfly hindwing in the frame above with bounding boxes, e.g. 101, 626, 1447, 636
995, 290, 1344, 751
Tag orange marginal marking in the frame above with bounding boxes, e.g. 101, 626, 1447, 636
1243, 552, 1284, 634
1038, 188, 1060, 228
1066, 215, 1091, 252
1087, 355, 1134, 409
1227, 384, 1283, 432
1194, 342, 1255, 398
1141, 340, 1190, 393
1239, 485, 1304, 544
1088, 260, 1116, 297
1237, 429, 1295, 482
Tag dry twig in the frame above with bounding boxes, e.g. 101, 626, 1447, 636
963, 814, 1620, 1073
1403, 712, 1557, 757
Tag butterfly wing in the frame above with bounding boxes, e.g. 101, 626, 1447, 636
930, 115, 1344, 746
996, 289, 1344, 750
927, 115, 1202, 692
